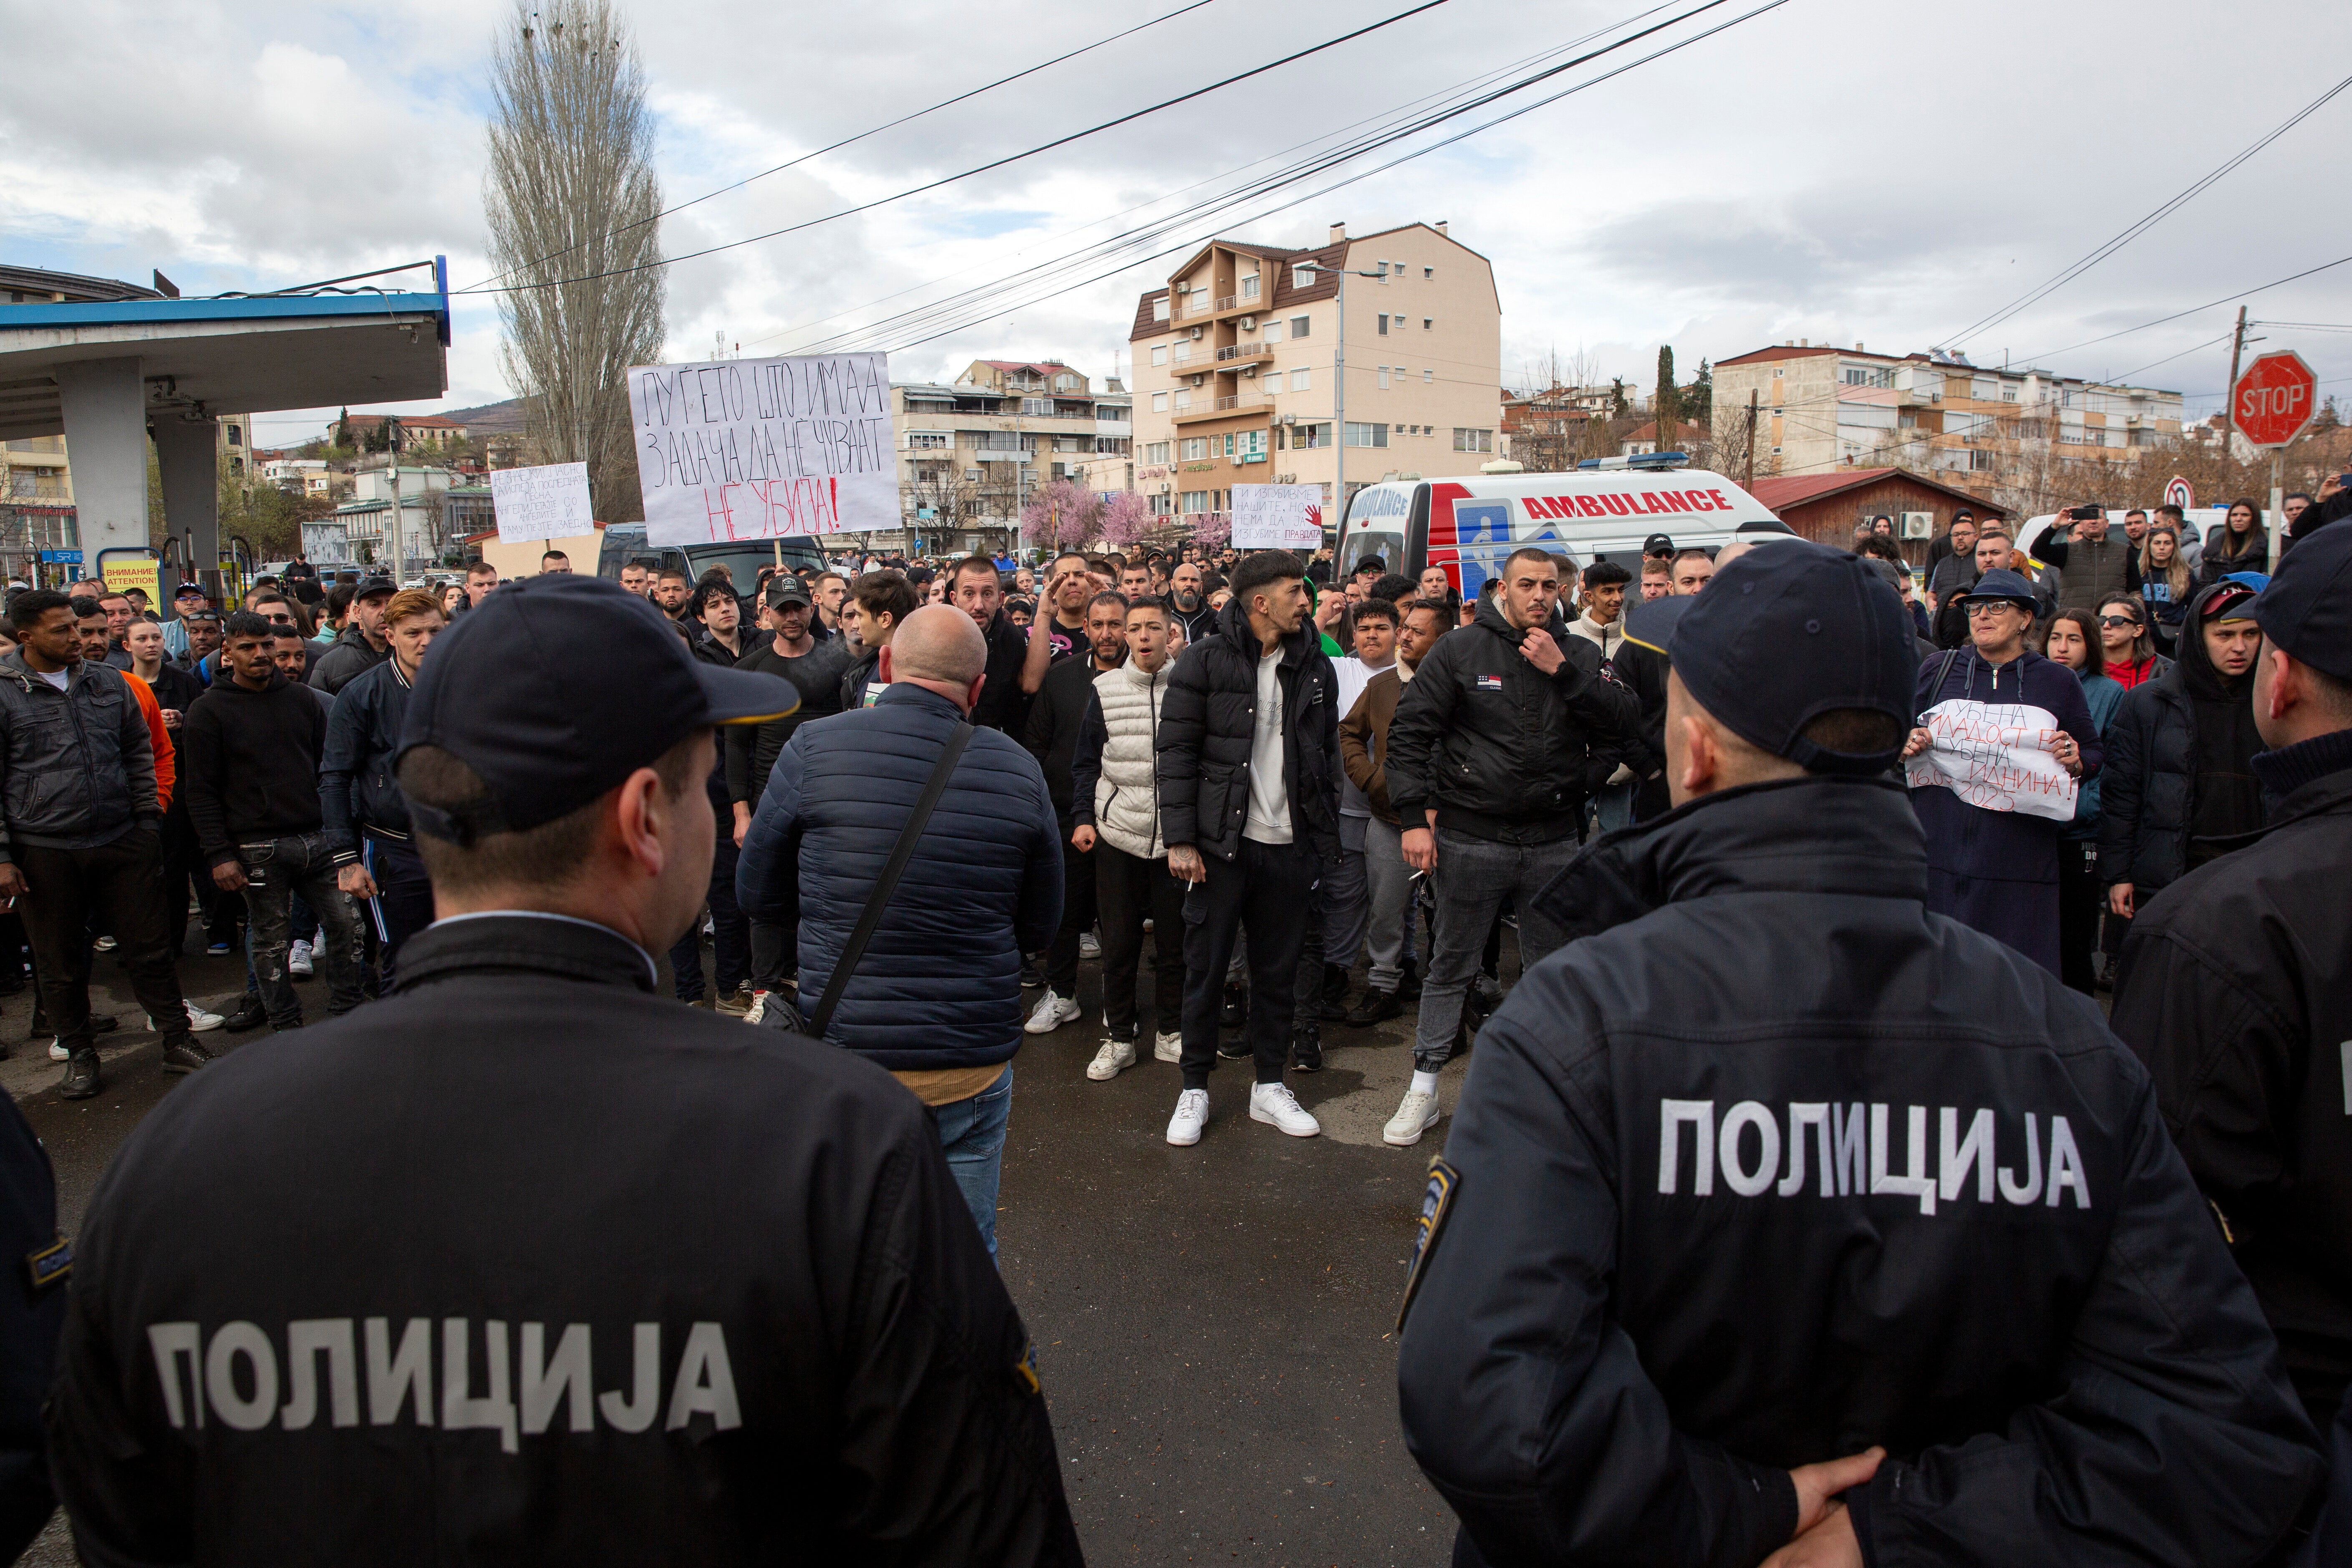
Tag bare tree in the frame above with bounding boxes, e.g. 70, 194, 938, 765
484, 0, 665, 523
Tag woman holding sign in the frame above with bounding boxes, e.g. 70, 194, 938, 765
1902, 567, 2101, 976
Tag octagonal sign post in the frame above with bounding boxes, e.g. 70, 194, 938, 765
2232, 350, 2317, 449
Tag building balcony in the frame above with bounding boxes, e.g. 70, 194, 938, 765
1214, 343, 1273, 365
1171, 395, 1273, 425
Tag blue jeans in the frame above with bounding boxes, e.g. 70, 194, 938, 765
935, 1067, 1015, 1263
1589, 779, 1635, 837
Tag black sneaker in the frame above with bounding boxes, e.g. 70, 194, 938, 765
1216, 1034, 1251, 1060
1318, 963, 1352, 1022
222, 999, 268, 1033
161, 1035, 214, 1074
1220, 981, 1247, 1031
1344, 988, 1404, 1028
1397, 958, 1422, 1003
1290, 1028, 1324, 1074
91, 1014, 119, 1035
1019, 960, 1044, 989
60, 1049, 101, 1100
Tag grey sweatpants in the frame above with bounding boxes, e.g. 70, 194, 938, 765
1361, 815, 1418, 993
1411, 828, 1581, 1072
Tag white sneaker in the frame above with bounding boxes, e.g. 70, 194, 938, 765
1086, 1038, 1136, 1081
1166, 1088, 1210, 1145
1079, 932, 1102, 960
1250, 1081, 1321, 1138
48, 1040, 66, 1062
1153, 1031, 1182, 1063
744, 989, 769, 1025
1025, 989, 1080, 1034
287, 940, 314, 977
1384, 1088, 1441, 1147
146, 1007, 225, 1034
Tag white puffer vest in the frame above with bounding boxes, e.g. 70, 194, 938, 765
1093, 661, 1169, 860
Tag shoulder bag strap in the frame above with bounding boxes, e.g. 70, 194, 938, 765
802, 720, 975, 1041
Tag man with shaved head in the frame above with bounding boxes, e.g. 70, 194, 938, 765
739, 604, 1063, 1258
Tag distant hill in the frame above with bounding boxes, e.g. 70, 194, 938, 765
442, 396, 531, 434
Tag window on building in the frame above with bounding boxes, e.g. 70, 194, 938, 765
1772, 368, 1784, 378
1841, 365, 1893, 389
908, 433, 948, 449
1145, 441, 1170, 464
1171, 343, 1190, 365
1181, 437, 1208, 461
1150, 345, 1166, 366
1290, 368, 1311, 392
1054, 374, 1079, 391
1152, 392, 1168, 412
1290, 315, 1310, 338
1422, 368, 1433, 384
1181, 490, 1211, 513
1292, 266, 1313, 290
1377, 366, 1391, 390
1422, 318, 1432, 330
1263, 320, 1284, 343
1344, 422, 1389, 448
1452, 428, 1493, 453
1239, 430, 1265, 462
227, 426, 243, 446
1378, 313, 1389, 335
1242, 273, 1260, 299
1174, 390, 1192, 411
1021, 399, 1051, 416
1152, 295, 1170, 322
1295, 422, 1329, 449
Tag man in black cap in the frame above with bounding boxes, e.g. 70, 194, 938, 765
1903, 565, 2098, 976
310, 574, 396, 695
46, 576, 1081, 1565
2112, 521, 2352, 1444
1396, 540, 2321, 1568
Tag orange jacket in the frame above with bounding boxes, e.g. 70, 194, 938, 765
122, 671, 174, 813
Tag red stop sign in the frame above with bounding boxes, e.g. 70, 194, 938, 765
2232, 350, 2318, 448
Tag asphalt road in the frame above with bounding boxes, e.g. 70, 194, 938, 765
9, 934, 1485, 1566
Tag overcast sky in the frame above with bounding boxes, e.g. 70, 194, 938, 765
8, 0, 2351, 448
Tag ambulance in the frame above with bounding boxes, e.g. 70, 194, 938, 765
1333, 453, 1797, 601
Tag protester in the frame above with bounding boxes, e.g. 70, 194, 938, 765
2094, 590, 2168, 691
125, 619, 217, 973
1336, 597, 1444, 1028
310, 575, 394, 694
2098, 580, 2265, 933
1397, 539, 2322, 1568
174, 607, 222, 683
320, 588, 444, 988
838, 570, 917, 711
1928, 526, 2012, 648
2137, 520, 2193, 656
1065, 597, 1184, 1079
1564, 561, 1637, 833
944, 555, 1034, 735
2038, 503, 2137, 611
739, 604, 1060, 1259
2111, 522, 2352, 1438
1923, 506, 1975, 579
1381, 547, 1636, 1147
47, 576, 1081, 1563
615, 560, 650, 599
1020, 552, 1094, 701
1165, 560, 1218, 645
0, 590, 203, 1097
1923, 511, 1980, 615
650, 565, 692, 623
539, 549, 572, 575
184, 609, 368, 1033
1613, 546, 1714, 822
1311, 595, 1398, 1024
1905, 567, 2098, 975
1157, 551, 1338, 1146
1022, 591, 1127, 1037
2200, 496, 2270, 584
159, 581, 208, 657
2043, 608, 2122, 995
1635, 556, 1671, 602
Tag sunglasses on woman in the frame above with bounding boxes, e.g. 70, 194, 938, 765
2098, 615, 2142, 629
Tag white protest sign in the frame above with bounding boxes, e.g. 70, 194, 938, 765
628, 353, 895, 546
1905, 700, 2077, 822
488, 462, 594, 544
1230, 483, 1325, 551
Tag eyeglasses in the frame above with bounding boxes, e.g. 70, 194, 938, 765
264, 613, 295, 625
1964, 602, 2023, 618
2097, 615, 2142, 630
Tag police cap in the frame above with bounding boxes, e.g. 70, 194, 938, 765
397, 575, 798, 843
2254, 522, 2352, 682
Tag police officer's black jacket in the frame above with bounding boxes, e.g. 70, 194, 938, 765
1396, 776, 2320, 1568
2112, 729, 2352, 1432
1386, 596, 1638, 844
45, 914, 1083, 1567
1153, 596, 1339, 865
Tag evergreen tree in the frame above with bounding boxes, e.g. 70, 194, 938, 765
1654, 347, 1680, 435
1685, 358, 1714, 426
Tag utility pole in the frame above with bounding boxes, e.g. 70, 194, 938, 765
1744, 390, 1759, 490
2220, 305, 2249, 459
1310, 250, 1386, 545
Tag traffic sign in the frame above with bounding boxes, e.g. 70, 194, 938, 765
2163, 476, 2193, 511
2231, 350, 2318, 449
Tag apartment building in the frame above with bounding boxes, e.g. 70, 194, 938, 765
890, 360, 1130, 537
1127, 221, 1502, 522
1712, 342, 2185, 499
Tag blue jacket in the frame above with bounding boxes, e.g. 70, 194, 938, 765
320, 655, 415, 863
737, 684, 1062, 1071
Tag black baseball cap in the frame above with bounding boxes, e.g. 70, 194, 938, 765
397, 576, 799, 843
173, 582, 208, 601
2253, 522, 2352, 681
354, 575, 396, 600
1622, 540, 1916, 775
1643, 533, 1676, 557
1952, 568, 2038, 611
765, 578, 812, 609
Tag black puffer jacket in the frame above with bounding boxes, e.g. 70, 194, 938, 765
1387, 596, 1638, 842
1154, 597, 1339, 865
1397, 776, 2322, 1568
2097, 588, 2260, 897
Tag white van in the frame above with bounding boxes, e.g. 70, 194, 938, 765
1334, 458, 1795, 600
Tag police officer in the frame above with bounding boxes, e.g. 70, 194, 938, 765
1394, 542, 2320, 1568
45, 576, 1083, 1565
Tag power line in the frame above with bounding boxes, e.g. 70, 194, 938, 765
1943, 70, 2352, 351
2012, 252, 2352, 365
456, 0, 1455, 297
464, 0, 1223, 292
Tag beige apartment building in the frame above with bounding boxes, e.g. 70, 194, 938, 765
1712, 342, 2185, 502
888, 359, 1132, 549
1127, 222, 1502, 522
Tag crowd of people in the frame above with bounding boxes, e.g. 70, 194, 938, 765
4, 465, 2350, 1564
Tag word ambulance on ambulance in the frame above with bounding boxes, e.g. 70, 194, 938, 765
1334, 453, 1795, 602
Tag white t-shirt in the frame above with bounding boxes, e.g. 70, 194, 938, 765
1243, 649, 1292, 845
35, 669, 68, 691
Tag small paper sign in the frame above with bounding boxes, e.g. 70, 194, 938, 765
1231, 484, 1325, 551
489, 462, 594, 544
1906, 699, 2078, 822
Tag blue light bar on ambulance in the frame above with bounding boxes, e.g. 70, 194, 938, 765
1576, 451, 1689, 471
